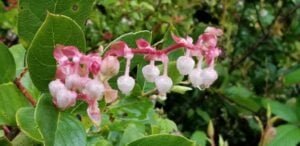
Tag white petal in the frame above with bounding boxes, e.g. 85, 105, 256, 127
176, 56, 195, 75
142, 64, 160, 82
117, 75, 135, 95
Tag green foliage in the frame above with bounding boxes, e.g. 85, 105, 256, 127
284, 68, 300, 85
266, 124, 300, 146
18, 0, 94, 46
0, 83, 30, 125
16, 107, 42, 142
0, 43, 15, 84
127, 134, 195, 146
35, 94, 86, 146
27, 13, 86, 92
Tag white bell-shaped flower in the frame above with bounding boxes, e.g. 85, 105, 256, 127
49, 79, 65, 97
142, 64, 160, 82
155, 75, 173, 95
55, 89, 77, 110
65, 74, 82, 90
188, 68, 203, 88
117, 75, 135, 95
201, 67, 218, 88
176, 56, 195, 75
83, 79, 105, 100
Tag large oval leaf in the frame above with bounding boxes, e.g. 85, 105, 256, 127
16, 107, 43, 142
127, 134, 195, 146
266, 124, 300, 146
27, 13, 86, 92
35, 94, 86, 146
0, 43, 16, 84
18, 0, 94, 46
0, 83, 30, 126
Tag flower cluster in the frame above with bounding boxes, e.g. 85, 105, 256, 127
48, 27, 222, 125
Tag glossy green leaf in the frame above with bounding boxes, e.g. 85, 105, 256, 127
27, 13, 86, 92
152, 118, 178, 134
35, 94, 86, 146
224, 86, 261, 112
16, 107, 43, 142
127, 134, 195, 146
9, 44, 41, 99
190, 131, 207, 146
263, 99, 299, 123
11, 132, 40, 146
0, 83, 30, 125
120, 124, 145, 146
0, 43, 16, 84
18, 0, 94, 46
109, 97, 153, 121
284, 68, 300, 85
8, 44, 26, 77
266, 124, 300, 146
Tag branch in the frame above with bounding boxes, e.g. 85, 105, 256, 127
13, 68, 36, 106
229, 3, 300, 73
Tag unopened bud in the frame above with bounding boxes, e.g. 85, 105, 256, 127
117, 75, 135, 95
188, 68, 203, 88
83, 79, 104, 100
201, 67, 218, 88
54, 89, 77, 110
49, 79, 65, 97
142, 64, 160, 82
65, 74, 82, 90
176, 56, 195, 75
101, 56, 120, 78
87, 101, 101, 126
155, 75, 173, 95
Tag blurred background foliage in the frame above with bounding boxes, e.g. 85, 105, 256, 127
1, 0, 300, 145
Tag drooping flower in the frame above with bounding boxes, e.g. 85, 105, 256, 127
155, 75, 173, 95
176, 55, 195, 75
117, 75, 135, 95
142, 62, 160, 82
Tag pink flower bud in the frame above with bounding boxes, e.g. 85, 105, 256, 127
201, 67, 218, 88
49, 79, 65, 97
83, 79, 104, 100
188, 68, 203, 88
117, 75, 135, 95
54, 89, 77, 110
101, 56, 120, 78
155, 75, 173, 95
204, 27, 223, 36
104, 89, 118, 103
176, 56, 195, 75
142, 64, 160, 82
87, 101, 101, 125
65, 74, 82, 90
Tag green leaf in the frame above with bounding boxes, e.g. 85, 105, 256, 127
119, 124, 145, 146
8, 44, 26, 77
27, 13, 86, 92
109, 97, 153, 121
224, 86, 261, 112
0, 43, 16, 84
11, 132, 40, 146
18, 0, 94, 46
0, 83, 30, 126
152, 118, 178, 134
284, 68, 300, 85
266, 124, 300, 146
9, 44, 41, 99
35, 94, 86, 146
16, 107, 43, 142
262, 99, 299, 123
190, 131, 207, 146
127, 134, 195, 146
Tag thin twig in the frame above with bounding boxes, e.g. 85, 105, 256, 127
13, 68, 36, 106
229, 2, 300, 72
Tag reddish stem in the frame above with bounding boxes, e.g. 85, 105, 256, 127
104, 43, 188, 59
14, 68, 36, 106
